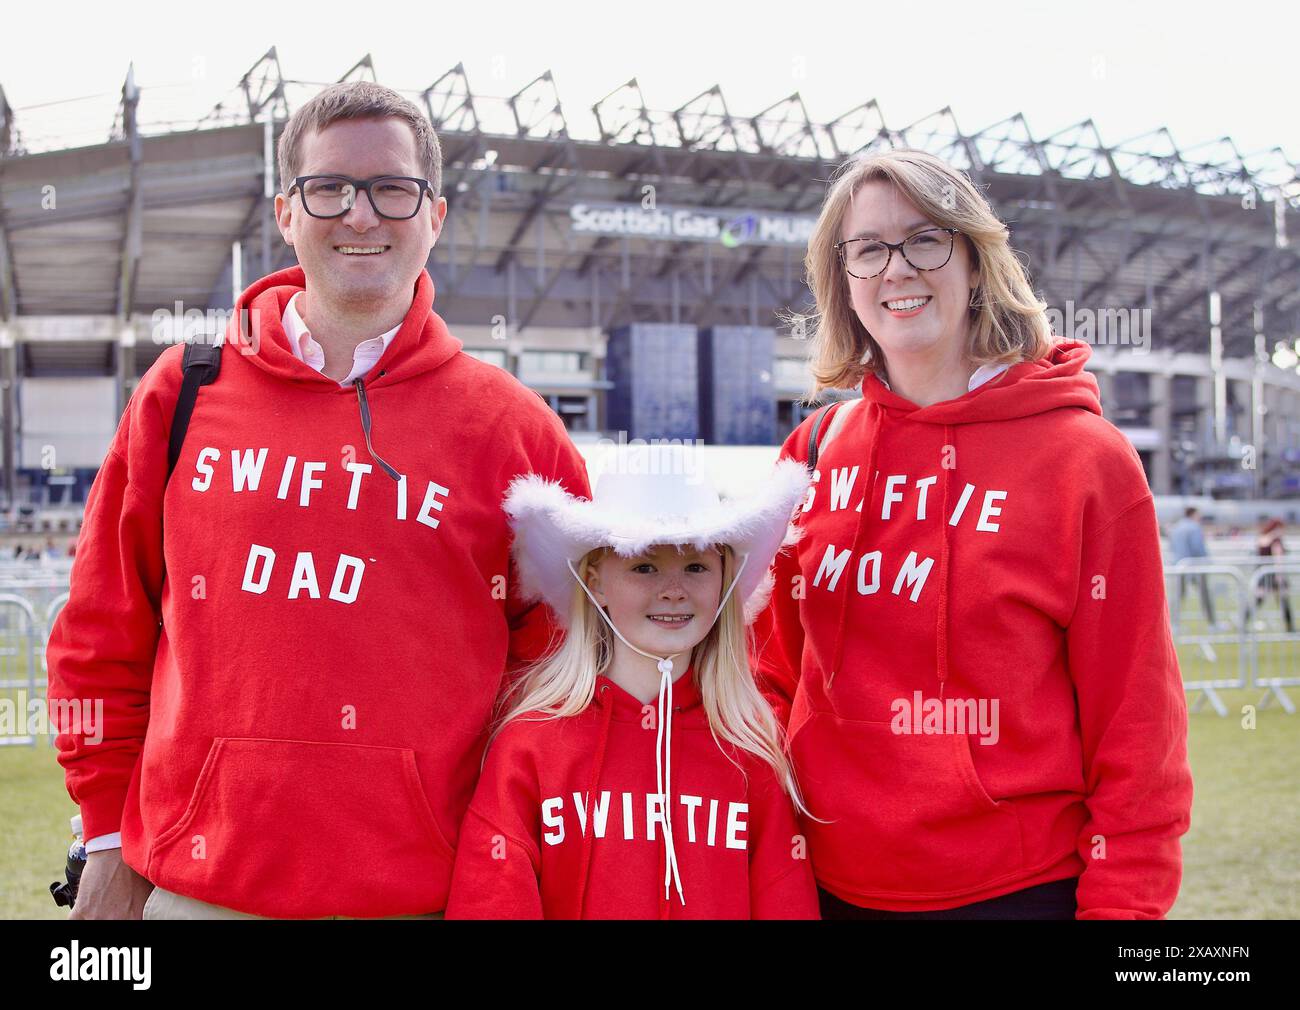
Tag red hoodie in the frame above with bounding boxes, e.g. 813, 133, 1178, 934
752, 341, 1192, 919
46, 266, 590, 918
445, 669, 819, 919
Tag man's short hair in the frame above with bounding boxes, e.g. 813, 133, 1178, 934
277, 81, 443, 198
1185, 506, 1199, 518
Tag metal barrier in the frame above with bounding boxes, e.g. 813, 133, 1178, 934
3, 560, 1295, 739
41, 591, 69, 677
0, 594, 44, 747
0, 581, 70, 747
0, 579, 71, 622
1166, 563, 1250, 717
1246, 564, 1300, 714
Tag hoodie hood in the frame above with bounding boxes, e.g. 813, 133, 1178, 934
862, 339, 1102, 424
225, 265, 463, 390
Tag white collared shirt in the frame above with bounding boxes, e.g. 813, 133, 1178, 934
281, 291, 402, 385
879, 362, 1010, 394
965, 362, 1011, 391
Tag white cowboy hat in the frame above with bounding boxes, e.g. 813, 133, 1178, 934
503, 443, 809, 627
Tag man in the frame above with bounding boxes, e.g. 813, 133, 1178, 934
1169, 506, 1216, 627
46, 81, 590, 919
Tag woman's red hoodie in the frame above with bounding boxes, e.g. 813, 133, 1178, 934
445, 668, 820, 919
751, 341, 1192, 919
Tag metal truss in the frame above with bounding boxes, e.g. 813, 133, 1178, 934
112, 66, 142, 322
8, 53, 1297, 195
0, 85, 16, 319
2, 55, 1299, 358
0, 85, 19, 157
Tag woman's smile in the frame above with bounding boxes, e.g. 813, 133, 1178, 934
882, 295, 933, 318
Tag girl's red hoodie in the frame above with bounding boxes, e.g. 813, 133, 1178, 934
751, 341, 1192, 919
445, 668, 820, 919
45, 266, 590, 919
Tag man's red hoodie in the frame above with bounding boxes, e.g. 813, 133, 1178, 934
752, 340, 1192, 919
445, 669, 819, 919
45, 266, 590, 918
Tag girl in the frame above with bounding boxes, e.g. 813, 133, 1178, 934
446, 445, 818, 919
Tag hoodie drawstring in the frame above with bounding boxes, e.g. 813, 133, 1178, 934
826, 400, 883, 689
659, 694, 684, 920
655, 663, 684, 906
575, 684, 615, 919
353, 378, 401, 482
934, 424, 956, 698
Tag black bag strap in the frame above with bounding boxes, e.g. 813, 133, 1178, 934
805, 401, 845, 475
167, 342, 223, 480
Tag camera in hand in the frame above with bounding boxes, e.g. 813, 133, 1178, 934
50, 814, 86, 908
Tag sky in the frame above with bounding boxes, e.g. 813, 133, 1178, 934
2, 0, 1297, 169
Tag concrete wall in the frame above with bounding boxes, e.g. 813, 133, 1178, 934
18, 378, 117, 469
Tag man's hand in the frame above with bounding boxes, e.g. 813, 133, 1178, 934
69, 849, 154, 920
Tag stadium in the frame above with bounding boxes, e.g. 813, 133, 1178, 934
1, 47, 1299, 526
0, 47, 1297, 927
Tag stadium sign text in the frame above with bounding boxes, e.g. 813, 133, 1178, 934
570, 202, 815, 247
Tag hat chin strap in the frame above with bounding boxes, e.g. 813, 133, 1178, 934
566, 551, 749, 907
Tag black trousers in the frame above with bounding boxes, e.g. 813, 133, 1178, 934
818, 877, 1079, 921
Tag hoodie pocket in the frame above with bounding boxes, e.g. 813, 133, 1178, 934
146, 738, 455, 918
789, 710, 1024, 901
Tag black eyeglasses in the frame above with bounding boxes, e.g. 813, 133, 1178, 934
287, 175, 435, 220
835, 227, 961, 279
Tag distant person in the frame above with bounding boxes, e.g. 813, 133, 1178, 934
1250, 518, 1293, 633
1169, 507, 1216, 626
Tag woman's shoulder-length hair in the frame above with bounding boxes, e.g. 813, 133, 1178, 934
801, 147, 1055, 396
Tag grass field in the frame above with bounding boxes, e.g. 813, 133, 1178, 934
3, 681, 1296, 919
3, 590, 1295, 918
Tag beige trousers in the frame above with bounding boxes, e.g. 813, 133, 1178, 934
143, 886, 443, 920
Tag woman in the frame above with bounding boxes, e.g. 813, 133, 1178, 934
754, 148, 1193, 919
1251, 517, 1293, 632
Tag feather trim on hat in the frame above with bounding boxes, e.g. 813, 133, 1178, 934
504, 459, 810, 627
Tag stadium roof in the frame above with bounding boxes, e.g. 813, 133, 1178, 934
1, 47, 1298, 358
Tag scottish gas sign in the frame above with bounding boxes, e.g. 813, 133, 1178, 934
569, 202, 815, 248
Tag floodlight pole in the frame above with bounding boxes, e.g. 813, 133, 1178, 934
1252, 305, 1266, 495
1209, 290, 1226, 448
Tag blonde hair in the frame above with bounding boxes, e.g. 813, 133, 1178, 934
493, 545, 810, 817
800, 148, 1053, 395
